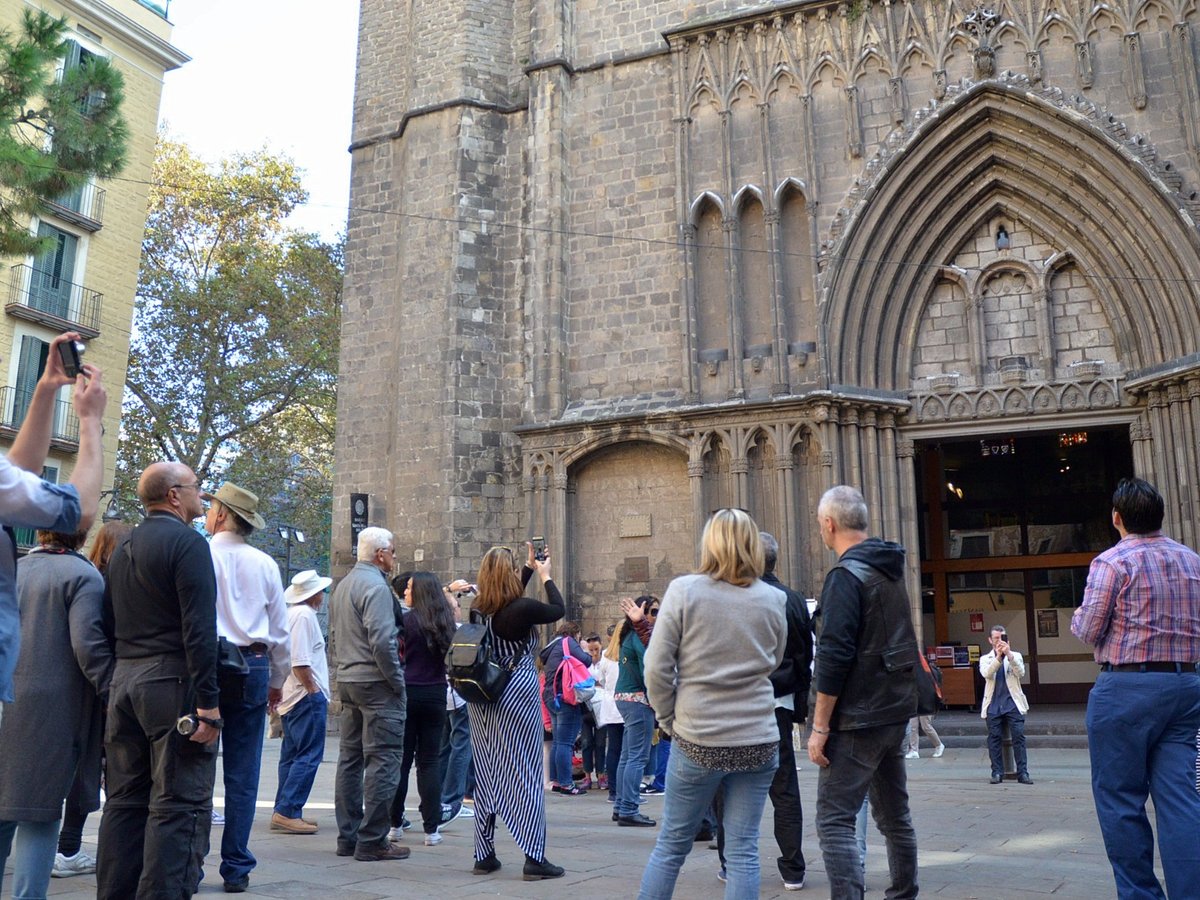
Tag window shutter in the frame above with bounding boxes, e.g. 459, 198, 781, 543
13, 335, 48, 423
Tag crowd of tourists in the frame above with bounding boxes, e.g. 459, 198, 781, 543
0, 332, 1196, 899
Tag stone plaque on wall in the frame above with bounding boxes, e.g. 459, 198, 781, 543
620, 514, 652, 538
624, 556, 650, 582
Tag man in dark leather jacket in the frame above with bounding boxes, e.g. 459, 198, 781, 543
806, 485, 918, 900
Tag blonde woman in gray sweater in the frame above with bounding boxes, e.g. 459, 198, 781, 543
637, 509, 787, 900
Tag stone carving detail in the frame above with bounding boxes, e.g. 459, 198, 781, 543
1173, 24, 1200, 162
1075, 41, 1094, 89
933, 69, 947, 100
909, 378, 1126, 423
845, 86, 864, 158
1123, 33, 1147, 110
1026, 50, 1043, 84
889, 77, 907, 125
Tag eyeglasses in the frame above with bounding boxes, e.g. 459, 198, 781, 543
648, 608, 659, 617
170, 482, 202, 492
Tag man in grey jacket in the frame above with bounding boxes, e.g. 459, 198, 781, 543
330, 527, 409, 861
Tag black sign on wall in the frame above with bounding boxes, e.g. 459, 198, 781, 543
350, 493, 369, 553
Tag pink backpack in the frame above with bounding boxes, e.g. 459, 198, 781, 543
553, 637, 597, 707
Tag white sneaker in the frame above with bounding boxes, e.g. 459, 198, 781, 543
388, 825, 404, 842
211, 809, 225, 825
458, 805, 475, 819
783, 876, 806, 891
932, 743, 946, 758
904, 750, 919, 759
424, 832, 443, 846
52, 850, 97, 878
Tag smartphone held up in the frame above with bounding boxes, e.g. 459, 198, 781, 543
58, 340, 85, 378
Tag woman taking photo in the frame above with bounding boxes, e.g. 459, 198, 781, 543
637, 508, 786, 900
467, 544, 567, 880
611, 595, 658, 827
392, 572, 456, 845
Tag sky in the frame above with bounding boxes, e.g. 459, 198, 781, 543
156, 0, 360, 241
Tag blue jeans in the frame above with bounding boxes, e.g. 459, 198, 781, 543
1086, 669, 1200, 900
0, 819, 59, 899
650, 735, 670, 790
615, 701, 655, 816
816, 722, 918, 900
440, 703, 473, 811
637, 744, 777, 900
274, 692, 328, 819
219, 650, 269, 883
550, 702, 583, 786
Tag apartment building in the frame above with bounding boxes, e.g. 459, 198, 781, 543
0, 0, 186, 541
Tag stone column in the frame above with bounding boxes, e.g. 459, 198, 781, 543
860, 409, 880, 519
879, 412, 900, 543
1166, 383, 1196, 548
1146, 388, 1176, 535
688, 451, 707, 568
1130, 417, 1153, 481
841, 406, 862, 493
896, 437, 923, 640
777, 448, 798, 587
552, 471, 571, 614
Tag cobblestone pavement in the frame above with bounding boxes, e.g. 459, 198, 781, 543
36, 736, 1132, 898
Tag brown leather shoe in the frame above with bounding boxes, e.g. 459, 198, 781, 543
354, 842, 411, 862
270, 812, 318, 834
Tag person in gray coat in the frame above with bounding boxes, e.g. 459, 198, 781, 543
0, 528, 112, 898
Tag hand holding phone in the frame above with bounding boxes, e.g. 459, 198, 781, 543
57, 340, 84, 379
531, 535, 548, 561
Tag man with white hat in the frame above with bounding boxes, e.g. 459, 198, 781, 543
203, 482, 290, 894
272, 569, 333, 835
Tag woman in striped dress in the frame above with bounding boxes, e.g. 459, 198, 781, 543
467, 543, 567, 880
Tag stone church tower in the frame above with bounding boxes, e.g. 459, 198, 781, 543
337, 0, 1200, 702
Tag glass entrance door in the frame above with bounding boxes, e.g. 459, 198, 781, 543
917, 427, 1134, 703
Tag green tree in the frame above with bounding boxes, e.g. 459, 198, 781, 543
0, 10, 127, 256
114, 136, 342, 572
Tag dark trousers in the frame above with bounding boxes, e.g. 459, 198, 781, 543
391, 684, 447, 833
603, 723, 623, 795
97, 656, 217, 900
986, 709, 1028, 778
335, 680, 406, 852
717, 709, 806, 882
581, 712, 607, 776
815, 722, 917, 900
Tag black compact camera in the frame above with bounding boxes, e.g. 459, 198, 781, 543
57, 340, 85, 378
531, 535, 548, 561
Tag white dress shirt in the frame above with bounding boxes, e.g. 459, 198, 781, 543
210, 531, 290, 689
279, 603, 329, 715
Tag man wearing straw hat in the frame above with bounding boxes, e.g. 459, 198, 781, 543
272, 569, 333, 835
203, 482, 290, 894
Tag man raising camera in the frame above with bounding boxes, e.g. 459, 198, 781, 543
980, 625, 1032, 785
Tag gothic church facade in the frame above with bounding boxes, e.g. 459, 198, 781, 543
338, 0, 1200, 702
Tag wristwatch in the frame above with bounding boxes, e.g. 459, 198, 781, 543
195, 715, 224, 730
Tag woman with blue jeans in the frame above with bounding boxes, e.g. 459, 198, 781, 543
538, 622, 593, 794
611, 595, 659, 826
637, 509, 787, 900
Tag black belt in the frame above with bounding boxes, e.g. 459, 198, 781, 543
240, 642, 268, 653
1100, 662, 1198, 674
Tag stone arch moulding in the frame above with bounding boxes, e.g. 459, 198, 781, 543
556, 428, 691, 472
819, 76, 1200, 392
688, 190, 725, 223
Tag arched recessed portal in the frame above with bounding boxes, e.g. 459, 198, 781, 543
567, 441, 693, 637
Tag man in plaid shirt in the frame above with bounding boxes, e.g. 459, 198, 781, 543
1072, 477, 1200, 900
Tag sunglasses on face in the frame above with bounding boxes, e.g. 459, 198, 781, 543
647, 608, 659, 617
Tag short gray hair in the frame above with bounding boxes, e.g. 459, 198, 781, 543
759, 531, 779, 572
818, 485, 869, 532
356, 526, 394, 561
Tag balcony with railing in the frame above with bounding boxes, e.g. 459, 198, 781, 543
43, 183, 105, 231
6, 265, 103, 337
0, 386, 80, 451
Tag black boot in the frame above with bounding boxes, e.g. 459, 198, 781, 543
523, 856, 565, 881
473, 853, 501, 874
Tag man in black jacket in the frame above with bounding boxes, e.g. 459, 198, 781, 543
807, 485, 918, 900
97, 462, 220, 899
